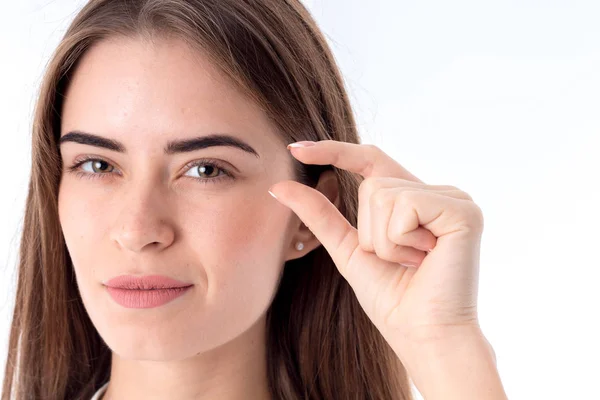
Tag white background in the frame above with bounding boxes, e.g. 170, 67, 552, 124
1, 1, 599, 398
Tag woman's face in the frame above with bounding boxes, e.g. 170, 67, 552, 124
58, 36, 302, 361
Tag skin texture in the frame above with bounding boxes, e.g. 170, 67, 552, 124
58, 36, 335, 400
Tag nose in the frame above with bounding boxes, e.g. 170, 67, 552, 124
110, 183, 176, 253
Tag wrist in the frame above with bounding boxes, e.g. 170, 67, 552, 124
394, 323, 484, 357
397, 328, 506, 400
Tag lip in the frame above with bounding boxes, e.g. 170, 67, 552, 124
103, 275, 194, 309
104, 275, 194, 290
105, 286, 192, 309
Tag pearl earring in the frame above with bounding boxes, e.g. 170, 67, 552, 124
295, 242, 304, 251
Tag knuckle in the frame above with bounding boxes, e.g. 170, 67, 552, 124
380, 245, 398, 261
456, 189, 474, 201
397, 189, 416, 206
446, 186, 473, 202
359, 176, 379, 197
373, 240, 395, 260
371, 189, 393, 210
364, 143, 381, 154
473, 203, 484, 224
435, 185, 458, 191
465, 202, 485, 231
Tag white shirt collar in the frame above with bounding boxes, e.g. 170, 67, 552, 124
90, 381, 109, 400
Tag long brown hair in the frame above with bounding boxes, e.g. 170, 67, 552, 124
2, 1, 414, 398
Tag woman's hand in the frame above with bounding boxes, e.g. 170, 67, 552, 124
268, 140, 487, 357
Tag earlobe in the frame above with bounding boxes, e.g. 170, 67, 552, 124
284, 235, 321, 262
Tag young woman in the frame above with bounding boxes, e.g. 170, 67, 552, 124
2, 1, 506, 399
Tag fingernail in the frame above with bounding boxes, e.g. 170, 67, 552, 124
287, 141, 315, 149
268, 190, 277, 199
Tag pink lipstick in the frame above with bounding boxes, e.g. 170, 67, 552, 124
104, 275, 193, 309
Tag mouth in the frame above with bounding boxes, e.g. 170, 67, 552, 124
104, 274, 194, 290
105, 285, 193, 309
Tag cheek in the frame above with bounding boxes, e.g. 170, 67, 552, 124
179, 190, 294, 322
181, 191, 292, 287
58, 182, 110, 279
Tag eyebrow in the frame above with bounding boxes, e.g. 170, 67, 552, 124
58, 131, 260, 158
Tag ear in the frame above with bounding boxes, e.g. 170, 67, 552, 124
284, 169, 340, 261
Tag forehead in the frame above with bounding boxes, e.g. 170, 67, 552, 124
60, 36, 278, 149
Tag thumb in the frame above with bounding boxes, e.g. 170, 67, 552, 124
268, 180, 358, 277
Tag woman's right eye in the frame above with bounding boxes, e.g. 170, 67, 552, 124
80, 159, 114, 173
67, 157, 117, 180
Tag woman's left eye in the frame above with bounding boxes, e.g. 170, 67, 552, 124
182, 160, 234, 183
67, 157, 234, 185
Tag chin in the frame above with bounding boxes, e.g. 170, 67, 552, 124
108, 337, 195, 362
104, 318, 232, 362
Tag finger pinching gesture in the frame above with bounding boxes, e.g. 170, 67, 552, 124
268, 139, 486, 360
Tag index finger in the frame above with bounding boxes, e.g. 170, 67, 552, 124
288, 140, 423, 183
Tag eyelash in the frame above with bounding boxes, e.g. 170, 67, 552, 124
66, 155, 234, 185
